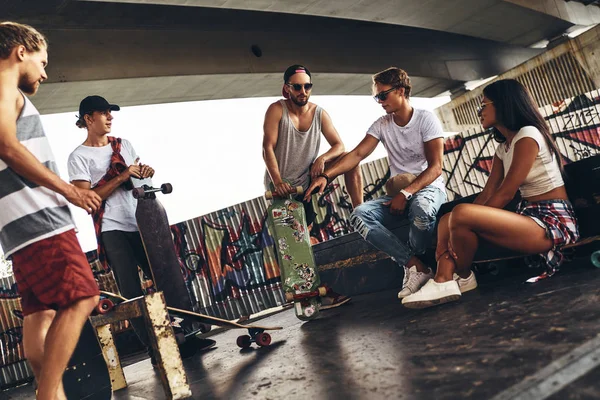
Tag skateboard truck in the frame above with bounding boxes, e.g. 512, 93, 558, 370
132, 183, 173, 199
284, 285, 328, 302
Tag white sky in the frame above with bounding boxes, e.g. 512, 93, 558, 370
37, 94, 449, 252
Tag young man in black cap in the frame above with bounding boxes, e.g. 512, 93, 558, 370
263, 64, 359, 308
67, 96, 216, 362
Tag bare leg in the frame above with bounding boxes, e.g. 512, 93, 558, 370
344, 165, 363, 208
23, 310, 60, 397
406, 255, 430, 273
441, 203, 553, 275
36, 295, 99, 400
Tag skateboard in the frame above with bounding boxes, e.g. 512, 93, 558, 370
130, 179, 206, 338
12, 310, 111, 399
265, 186, 327, 321
97, 291, 282, 349
63, 320, 112, 399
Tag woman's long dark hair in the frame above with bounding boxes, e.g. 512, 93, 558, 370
483, 79, 563, 169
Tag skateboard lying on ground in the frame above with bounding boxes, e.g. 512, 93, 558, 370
130, 179, 211, 339
265, 186, 327, 321
97, 291, 282, 349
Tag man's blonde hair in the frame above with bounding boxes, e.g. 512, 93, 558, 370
0, 22, 47, 59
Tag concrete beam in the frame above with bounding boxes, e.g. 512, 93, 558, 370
81, 0, 575, 46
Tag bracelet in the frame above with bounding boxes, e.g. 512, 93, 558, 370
318, 173, 331, 185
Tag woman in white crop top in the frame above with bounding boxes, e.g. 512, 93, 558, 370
402, 79, 580, 309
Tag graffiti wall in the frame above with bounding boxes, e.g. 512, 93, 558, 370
443, 88, 600, 201
176, 158, 389, 319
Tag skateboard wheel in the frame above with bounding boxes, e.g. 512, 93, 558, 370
294, 186, 303, 195
132, 187, 145, 199
96, 299, 113, 314
318, 287, 328, 297
592, 250, 600, 268
284, 292, 294, 302
161, 183, 173, 194
265, 190, 273, 200
255, 332, 271, 347
236, 335, 252, 349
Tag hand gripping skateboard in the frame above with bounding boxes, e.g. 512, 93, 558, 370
97, 291, 282, 349
265, 186, 327, 321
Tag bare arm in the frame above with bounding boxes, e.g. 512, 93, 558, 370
310, 110, 344, 178
0, 96, 101, 213
262, 102, 295, 196
484, 138, 538, 209
403, 138, 444, 195
473, 155, 504, 205
71, 163, 140, 200
304, 134, 379, 199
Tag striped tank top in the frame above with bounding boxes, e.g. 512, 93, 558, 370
0, 93, 74, 257
264, 100, 322, 190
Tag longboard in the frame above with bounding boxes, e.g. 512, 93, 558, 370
265, 187, 327, 321
98, 291, 282, 349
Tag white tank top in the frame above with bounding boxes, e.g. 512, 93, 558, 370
495, 126, 564, 198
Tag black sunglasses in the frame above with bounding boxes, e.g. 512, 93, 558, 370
477, 101, 494, 116
287, 83, 313, 91
373, 87, 399, 102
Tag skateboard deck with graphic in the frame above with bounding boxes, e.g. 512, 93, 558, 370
63, 319, 112, 400
265, 187, 327, 321
98, 291, 281, 349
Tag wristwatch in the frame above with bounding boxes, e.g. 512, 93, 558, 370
400, 189, 413, 200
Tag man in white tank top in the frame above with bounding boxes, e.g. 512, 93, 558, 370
0, 22, 102, 400
263, 64, 357, 308
263, 64, 363, 223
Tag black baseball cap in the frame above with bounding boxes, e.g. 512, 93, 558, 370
78, 95, 120, 116
283, 64, 311, 83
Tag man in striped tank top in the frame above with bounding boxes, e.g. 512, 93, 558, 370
0, 22, 102, 400
263, 64, 358, 308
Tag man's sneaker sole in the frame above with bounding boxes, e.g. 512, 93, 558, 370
402, 294, 461, 309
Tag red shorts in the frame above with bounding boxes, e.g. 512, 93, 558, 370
11, 229, 99, 316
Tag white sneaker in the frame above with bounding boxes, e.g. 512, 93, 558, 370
402, 279, 461, 309
453, 271, 478, 293
397, 266, 433, 299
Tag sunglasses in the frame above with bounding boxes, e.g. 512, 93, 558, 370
373, 87, 400, 102
287, 83, 313, 91
477, 101, 494, 116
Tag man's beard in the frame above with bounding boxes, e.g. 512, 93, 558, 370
290, 94, 308, 107
18, 74, 39, 95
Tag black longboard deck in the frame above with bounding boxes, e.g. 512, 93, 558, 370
63, 319, 111, 400
131, 180, 195, 316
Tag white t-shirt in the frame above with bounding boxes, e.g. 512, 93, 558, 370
367, 109, 445, 192
67, 139, 139, 232
495, 126, 564, 198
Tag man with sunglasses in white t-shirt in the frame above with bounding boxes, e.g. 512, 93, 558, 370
263, 64, 360, 308
305, 67, 452, 300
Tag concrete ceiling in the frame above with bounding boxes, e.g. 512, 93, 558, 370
1, 0, 595, 114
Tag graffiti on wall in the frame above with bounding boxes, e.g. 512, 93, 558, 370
443, 91, 600, 201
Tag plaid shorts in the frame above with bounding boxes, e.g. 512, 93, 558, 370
517, 199, 580, 276
11, 229, 99, 316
